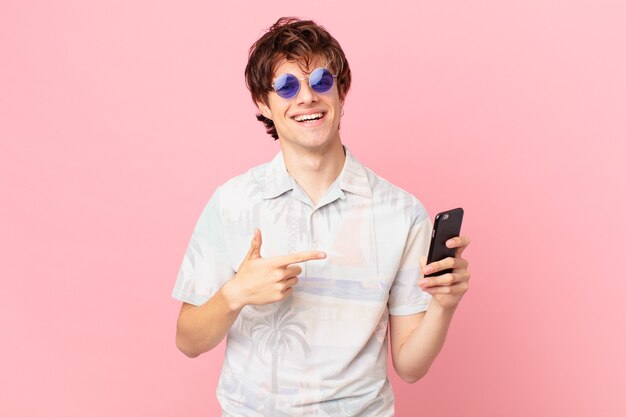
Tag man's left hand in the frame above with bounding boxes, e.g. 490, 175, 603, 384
418, 236, 471, 310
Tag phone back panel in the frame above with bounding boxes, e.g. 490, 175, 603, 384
426, 207, 464, 276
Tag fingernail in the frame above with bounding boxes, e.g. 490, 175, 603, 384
446, 240, 454, 247
424, 266, 433, 274
317, 252, 327, 259
421, 278, 429, 287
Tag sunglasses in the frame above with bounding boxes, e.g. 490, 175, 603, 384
271, 67, 337, 99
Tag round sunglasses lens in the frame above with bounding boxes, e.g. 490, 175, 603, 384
310, 68, 334, 93
274, 74, 300, 99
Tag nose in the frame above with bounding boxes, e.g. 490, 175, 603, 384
296, 80, 317, 105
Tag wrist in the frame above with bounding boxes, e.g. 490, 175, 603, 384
427, 298, 458, 317
220, 280, 246, 312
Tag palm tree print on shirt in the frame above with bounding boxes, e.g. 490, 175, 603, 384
250, 299, 311, 414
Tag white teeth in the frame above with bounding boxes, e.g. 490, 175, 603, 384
294, 113, 323, 122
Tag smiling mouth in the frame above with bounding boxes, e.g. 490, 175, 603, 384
292, 112, 325, 123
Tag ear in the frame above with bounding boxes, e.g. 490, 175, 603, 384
256, 100, 273, 120
338, 93, 346, 108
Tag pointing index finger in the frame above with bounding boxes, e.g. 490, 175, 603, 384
271, 250, 327, 267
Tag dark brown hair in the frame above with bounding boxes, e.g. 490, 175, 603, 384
245, 17, 352, 140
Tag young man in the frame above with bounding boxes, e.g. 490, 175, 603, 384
173, 17, 471, 417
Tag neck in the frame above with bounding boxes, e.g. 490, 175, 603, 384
280, 138, 346, 206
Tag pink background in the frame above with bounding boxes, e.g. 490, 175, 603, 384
2, 1, 625, 416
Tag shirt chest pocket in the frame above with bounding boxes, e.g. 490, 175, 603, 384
301, 202, 387, 303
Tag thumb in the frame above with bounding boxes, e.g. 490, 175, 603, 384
246, 228, 263, 260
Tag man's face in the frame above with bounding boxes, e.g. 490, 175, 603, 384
257, 58, 344, 151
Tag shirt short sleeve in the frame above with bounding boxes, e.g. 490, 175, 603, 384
388, 202, 433, 315
171, 187, 235, 306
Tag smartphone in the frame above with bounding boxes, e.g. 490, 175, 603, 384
425, 208, 464, 276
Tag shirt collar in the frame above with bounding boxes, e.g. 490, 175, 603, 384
262, 146, 372, 200
262, 150, 295, 199
338, 146, 373, 199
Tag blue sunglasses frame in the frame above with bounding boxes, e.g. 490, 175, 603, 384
271, 67, 337, 99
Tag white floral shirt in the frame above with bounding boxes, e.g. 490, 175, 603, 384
172, 146, 432, 417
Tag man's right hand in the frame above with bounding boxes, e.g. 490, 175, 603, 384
222, 228, 326, 310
